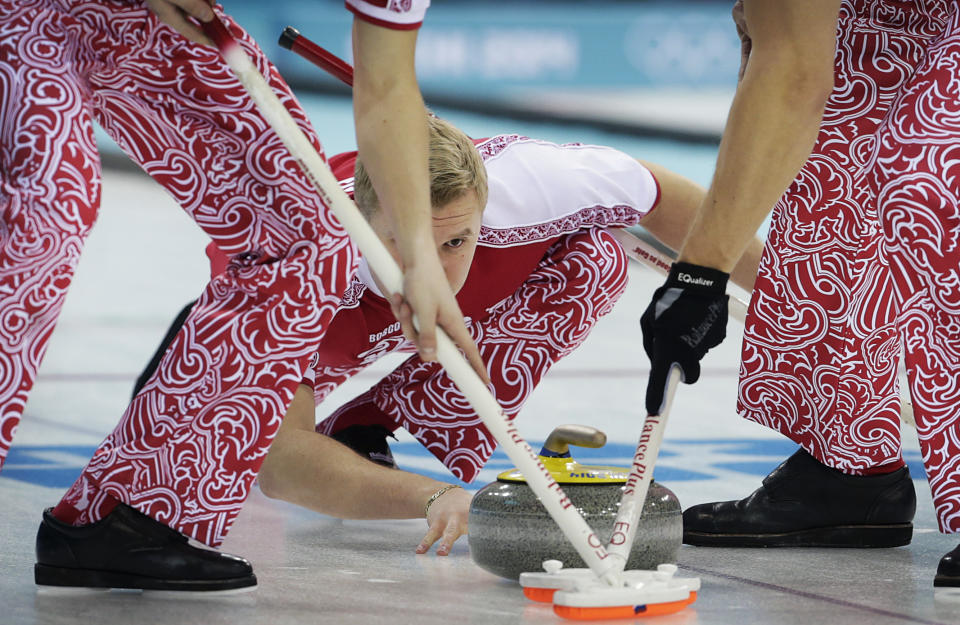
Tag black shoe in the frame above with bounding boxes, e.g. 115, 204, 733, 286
683, 448, 916, 548
35, 503, 257, 591
936, 544, 960, 588
331, 424, 398, 468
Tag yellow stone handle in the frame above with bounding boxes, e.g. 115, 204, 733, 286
542, 425, 607, 456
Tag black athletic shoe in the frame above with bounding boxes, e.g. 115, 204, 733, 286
35, 503, 257, 591
683, 448, 916, 548
936, 544, 960, 588
331, 424, 398, 468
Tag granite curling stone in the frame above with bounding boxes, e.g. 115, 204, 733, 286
468, 425, 682, 581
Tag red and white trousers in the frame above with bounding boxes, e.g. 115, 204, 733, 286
0, 0, 353, 546
739, 0, 960, 533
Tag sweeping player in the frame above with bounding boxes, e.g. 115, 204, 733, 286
4, 0, 487, 591
641, 0, 960, 588
138, 115, 765, 554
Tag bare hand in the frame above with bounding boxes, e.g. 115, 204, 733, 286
389, 250, 490, 385
145, 0, 215, 46
416, 486, 471, 556
732, 0, 751, 82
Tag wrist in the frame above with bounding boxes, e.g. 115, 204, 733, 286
665, 262, 729, 295
424, 484, 462, 517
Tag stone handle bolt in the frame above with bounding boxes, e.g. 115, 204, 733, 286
542, 425, 607, 456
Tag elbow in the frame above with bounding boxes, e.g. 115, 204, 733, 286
257, 457, 288, 501
257, 471, 283, 501
749, 46, 835, 118
772, 60, 834, 117
791, 65, 834, 116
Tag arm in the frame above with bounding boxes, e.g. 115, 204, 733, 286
351, 20, 488, 382
257, 384, 470, 555
640, 0, 840, 414
637, 160, 762, 291
678, 0, 840, 271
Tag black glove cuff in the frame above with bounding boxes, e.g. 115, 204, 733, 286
665, 262, 729, 295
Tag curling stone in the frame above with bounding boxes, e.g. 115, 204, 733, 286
468, 425, 682, 581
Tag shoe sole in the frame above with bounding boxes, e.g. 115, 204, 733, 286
935, 575, 960, 588
34, 564, 257, 592
683, 523, 913, 548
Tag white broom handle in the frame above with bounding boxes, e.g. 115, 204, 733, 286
201, 17, 623, 586
603, 365, 680, 573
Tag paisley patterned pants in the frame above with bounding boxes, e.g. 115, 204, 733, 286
739, 0, 960, 532
0, 0, 354, 545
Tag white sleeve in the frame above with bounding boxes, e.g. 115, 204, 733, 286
345, 0, 429, 30
477, 136, 660, 247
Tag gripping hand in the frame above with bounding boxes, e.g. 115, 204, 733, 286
640, 262, 729, 415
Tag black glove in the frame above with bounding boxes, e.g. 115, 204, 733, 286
640, 262, 729, 415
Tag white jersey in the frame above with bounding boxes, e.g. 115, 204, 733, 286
476, 134, 659, 248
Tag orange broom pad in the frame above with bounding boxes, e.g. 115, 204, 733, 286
553, 591, 697, 621
522, 587, 557, 603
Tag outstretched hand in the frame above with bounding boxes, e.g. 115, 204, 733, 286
417, 486, 472, 556
145, 0, 214, 45
640, 262, 729, 415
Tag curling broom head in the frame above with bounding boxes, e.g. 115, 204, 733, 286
520, 562, 699, 620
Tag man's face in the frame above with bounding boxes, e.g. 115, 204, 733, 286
369, 189, 484, 295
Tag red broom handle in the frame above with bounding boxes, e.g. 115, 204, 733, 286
279, 26, 355, 87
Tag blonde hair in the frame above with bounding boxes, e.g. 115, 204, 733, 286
353, 115, 488, 219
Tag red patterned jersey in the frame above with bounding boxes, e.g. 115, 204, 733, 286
309, 135, 659, 395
